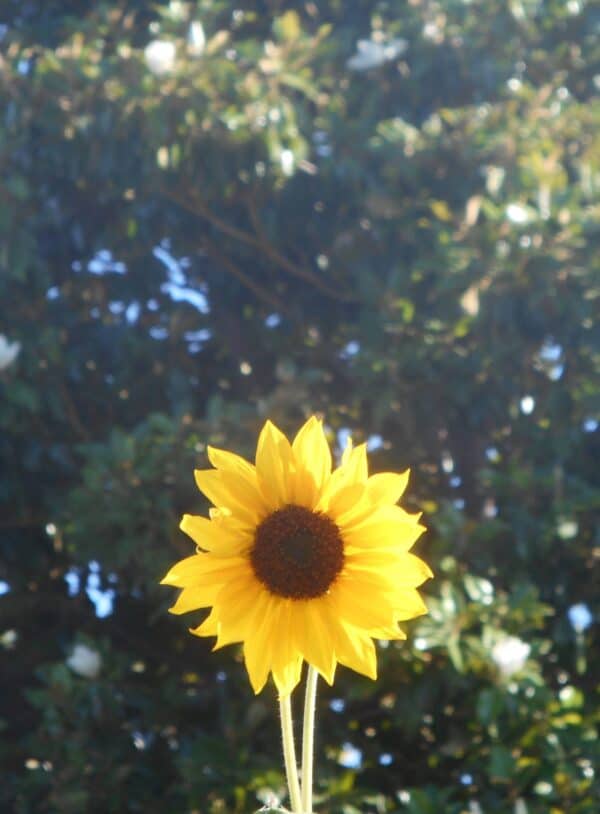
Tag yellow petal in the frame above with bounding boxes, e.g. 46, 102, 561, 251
342, 502, 421, 532
169, 585, 218, 614
161, 554, 205, 587
333, 501, 376, 530
190, 608, 219, 637
330, 578, 397, 630
271, 600, 304, 695
161, 553, 246, 586
340, 563, 404, 599
368, 623, 407, 641
319, 446, 370, 528
395, 553, 433, 586
291, 416, 332, 495
290, 468, 319, 510
243, 593, 277, 693
274, 656, 303, 697
207, 445, 255, 479
334, 623, 377, 680
336, 500, 421, 531
179, 514, 251, 556
314, 451, 359, 513
342, 442, 368, 483
162, 553, 247, 585
342, 509, 426, 553
215, 574, 262, 630
345, 551, 433, 587
326, 482, 367, 519
341, 436, 353, 466
207, 446, 271, 514
255, 420, 294, 508
365, 470, 410, 505
194, 469, 262, 525
291, 598, 336, 684
393, 589, 429, 620
209, 507, 255, 537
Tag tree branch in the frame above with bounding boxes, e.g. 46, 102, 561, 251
200, 237, 287, 313
161, 186, 355, 302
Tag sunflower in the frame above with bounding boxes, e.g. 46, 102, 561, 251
162, 416, 432, 696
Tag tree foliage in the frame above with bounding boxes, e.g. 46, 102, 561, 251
0, 1, 598, 812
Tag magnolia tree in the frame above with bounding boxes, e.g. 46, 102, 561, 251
0, 1, 598, 813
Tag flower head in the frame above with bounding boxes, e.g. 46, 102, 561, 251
347, 38, 407, 72
491, 635, 530, 677
568, 603, 592, 633
144, 40, 176, 75
0, 334, 21, 370
162, 417, 431, 695
67, 643, 102, 679
187, 21, 206, 56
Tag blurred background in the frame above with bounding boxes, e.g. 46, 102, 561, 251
0, 1, 598, 812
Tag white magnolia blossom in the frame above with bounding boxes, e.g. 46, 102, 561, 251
338, 742, 363, 768
568, 603, 593, 633
168, 0, 186, 19
1, 629, 18, 649
347, 38, 407, 72
280, 148, 295, 176
144, 40, 176, 75
557, 516, 578, 539
67, 643, 102, 679
506, 202, 531, 224
492, 636, 530, 677
187, 21, 206, 56
0, 334, 21, 370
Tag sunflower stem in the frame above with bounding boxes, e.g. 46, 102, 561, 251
301, 665, 319, 813
279, 692, 302, 813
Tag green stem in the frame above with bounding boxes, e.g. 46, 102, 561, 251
279, 692, 302, 813
301, 665, 319, 813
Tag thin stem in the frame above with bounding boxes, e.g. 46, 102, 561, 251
301, 666, 319, 813
279, 693, 302, 813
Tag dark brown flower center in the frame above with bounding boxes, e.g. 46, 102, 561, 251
250, 504, 344, 599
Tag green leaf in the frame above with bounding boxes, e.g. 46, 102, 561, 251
274, 11, 301, 42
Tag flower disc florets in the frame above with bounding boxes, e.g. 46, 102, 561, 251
251, 504, 344, 599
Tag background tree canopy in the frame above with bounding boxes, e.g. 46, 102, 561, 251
0, 1, 598, 812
